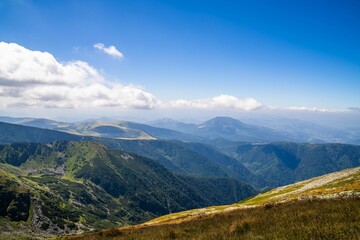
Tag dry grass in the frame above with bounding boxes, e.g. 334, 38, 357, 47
61, 198, 360, 240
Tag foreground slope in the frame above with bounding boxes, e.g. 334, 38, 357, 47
64, 167, 360, 240
0, 141, 255, 238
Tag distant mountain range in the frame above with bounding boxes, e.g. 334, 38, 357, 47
1, 115, 359, 144
0, 116, 203, 142
150, 116, 360, 144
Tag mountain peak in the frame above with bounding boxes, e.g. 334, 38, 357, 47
200, 116, 245, 128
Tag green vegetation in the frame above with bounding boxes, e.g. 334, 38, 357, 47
61, 166, 360, 240
215, 142, 360, 188
0, 122, 84, 144
99, 138, 265, 189
146, 166, 360, 226
0, 140, 255, 238
2, 121, 360, 192
62, 198, 360, 240
240, 167, 360, 206
1, 122, 360, 239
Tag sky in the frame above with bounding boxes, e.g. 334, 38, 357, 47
0, 0, 359, 123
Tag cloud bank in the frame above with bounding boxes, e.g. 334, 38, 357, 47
94, 43, 124, 59
285, 106, 348, 113
166, 95, 262, 111
3, 41, 345, 114
0, 42, 155, 109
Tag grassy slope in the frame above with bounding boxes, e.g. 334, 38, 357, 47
62, 166, 360, 240
62, 199, 360, 240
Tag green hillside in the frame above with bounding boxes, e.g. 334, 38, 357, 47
62, 166, 360, 240
2, 121, 360, 191
0, 141, 255, 238
0, 122, 85, 144
100, 139, 266, 189
216, 142, 360, 187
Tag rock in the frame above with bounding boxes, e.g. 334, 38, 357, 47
263, 202, 272, 209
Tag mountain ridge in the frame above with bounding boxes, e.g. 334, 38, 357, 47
2, 115, 359, 144
0, 140, 256, 238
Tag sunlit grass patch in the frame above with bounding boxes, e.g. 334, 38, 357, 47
61, 198, 360, 240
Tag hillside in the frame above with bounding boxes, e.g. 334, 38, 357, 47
99, 138, 360, 189
0, 121, 85, 144
0, 116, 70, 129
2, 116, 359, 144
150, 117, 360, 144
150, 116, 290, 142
99, 138, 266, 189
215, 142, 360, 187
1, 122, 360, 191
0, 122, 266, 189
0, 117, 202, 141
63, 167, 360, 240
0, 141, 256, 238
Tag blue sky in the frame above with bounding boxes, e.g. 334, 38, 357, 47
0, 0, 359, 121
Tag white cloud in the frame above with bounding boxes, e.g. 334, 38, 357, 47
0, 42, 103, 86
166, 95, 262, 111
94, 43, 124, 59
0, 42, 156, 109
0, 42, 261, 112
285, 106, 348, 113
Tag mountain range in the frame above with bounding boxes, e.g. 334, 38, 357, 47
0, 117, 360, 238
149, 116, 359, 144
1, 115, 359, 144
1, 120, 360, 190
0, 140, 256, 238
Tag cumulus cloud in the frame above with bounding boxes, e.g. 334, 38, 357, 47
0, 42, 156, 109
166, 95, 262, 111
94, 43, 124, 59
0, 42, 265, 112
0, 42, 103, 86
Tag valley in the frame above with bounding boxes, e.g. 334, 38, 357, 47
62, 166, 360, 240
0, 117, 359, 239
